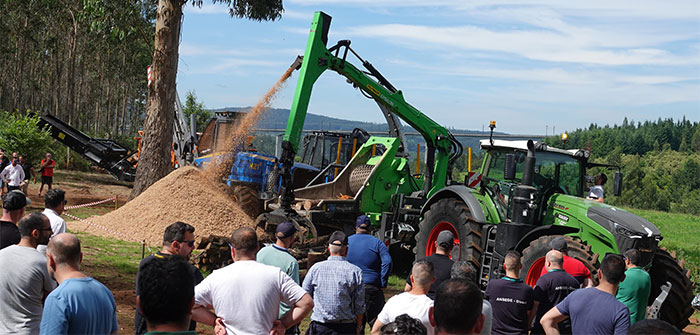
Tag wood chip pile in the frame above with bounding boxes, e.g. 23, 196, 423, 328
85, 166, 253, 246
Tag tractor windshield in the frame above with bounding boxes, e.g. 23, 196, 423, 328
486, 150, 584, 197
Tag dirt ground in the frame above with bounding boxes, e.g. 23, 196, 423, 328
26, 169, 700, 334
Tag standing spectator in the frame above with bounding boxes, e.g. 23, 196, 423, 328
303, 230, 365, 335
135, 222, 204, 334
257, 221, 301, 334
586, 173, 607, 203
18, 155, 35, 195
0, 190, 30, 249
38, 152, 56, 197
372, 260, 435, 335
406, 230, 455, 299
40, 233, 118, 334
539, 237, 592, 287
616, 249, 651, 324
451, 260, 493, 335
379, 314, 427, 335
430, 278, 484, 334
0, 149, 9, 196
37, 189, 68, 255
1, 155, 25, 192
541, 254, 630, 335
0, 213, 56, 334
531, 250, 579, 335
192, 227, 313, 335
347, 215, 392, 332
485, 250, 535, 335
137, 256, 197, 334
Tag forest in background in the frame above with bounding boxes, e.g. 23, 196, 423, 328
543, 117, 700, 215
0, 0, 156, 142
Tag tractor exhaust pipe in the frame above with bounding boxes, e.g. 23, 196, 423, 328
512, 140, 537, 225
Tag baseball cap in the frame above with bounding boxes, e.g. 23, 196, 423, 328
356, 215, 371, 229
2, 190, 31, 211
437, 230, 454, 248
550, 237, 568, 251
328, 231, 348, 246
276, 221, 298, 239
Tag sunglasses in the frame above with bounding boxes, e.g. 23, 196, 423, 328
178, 240, 195, 248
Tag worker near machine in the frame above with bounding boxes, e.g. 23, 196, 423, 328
430, 278, 485, 335
37, 189, 67, 255
372, 260, 435, 335
531, 250, 579, 335
347, 215, 393, 332
539, 237, 592, 287
0, 155, 25, 193
406, 230, 455, 299
18, 155, 34, 196
303, 231, 365, 335
540, 254, 630, 334
616, 249, 651, 325
137, 256, 196, 334
451, 261, 493, 335
586, 173, 607, 203
135, 222, 203, 335
257, 221, 301, 335
192, 227, 313, 335
485, 250, 535, 335
40, 233, 119, 334
0, 190, 30, 250
38, 152, 55, 197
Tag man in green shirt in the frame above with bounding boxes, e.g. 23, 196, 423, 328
616, 249, 651, 324
257, 221, 300, 334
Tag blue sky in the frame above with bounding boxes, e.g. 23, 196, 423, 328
176, 0, 700, 135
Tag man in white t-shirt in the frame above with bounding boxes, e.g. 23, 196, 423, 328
586, 173, 607, 203
191, 227, 314, 335
37, 189, 67, 255
371, 260, 435, 335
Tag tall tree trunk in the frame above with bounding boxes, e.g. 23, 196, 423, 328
131, 0, 183, 198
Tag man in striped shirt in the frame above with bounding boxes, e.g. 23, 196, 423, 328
303, 231, 365, 335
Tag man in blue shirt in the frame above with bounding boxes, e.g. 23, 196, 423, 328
303, 230, 365, 335
346, 215, 392, 332
41, 233, 118, 334
541, 253, 630, 334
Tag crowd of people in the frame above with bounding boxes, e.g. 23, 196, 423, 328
0, 186, 685, 334
0, 150, 56, 198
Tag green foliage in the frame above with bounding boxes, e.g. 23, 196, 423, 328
183, 91, 213, 133
204, 0, 283, 21
0, 111, 52, 162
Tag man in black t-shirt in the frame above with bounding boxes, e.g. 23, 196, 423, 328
485, 250, 535, 335
406, 230, 454, 299
0, 190, 30, 250
531, 250, 579, 335
134, 222, 204, 334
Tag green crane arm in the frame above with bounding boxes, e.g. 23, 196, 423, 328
279, 11, 460, 208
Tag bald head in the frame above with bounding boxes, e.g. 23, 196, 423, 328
47, 233, 82, 267
546, 250, 564, 270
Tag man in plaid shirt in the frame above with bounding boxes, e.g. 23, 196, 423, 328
303, 231, 365, 335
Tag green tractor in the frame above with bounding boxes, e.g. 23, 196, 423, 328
261, 11, 694, 329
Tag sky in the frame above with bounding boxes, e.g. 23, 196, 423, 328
176, 0, 700, 135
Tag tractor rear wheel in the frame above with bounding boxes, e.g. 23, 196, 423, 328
230, 184, 262, 219
648, 247, 693, 330
415, 198, 482, 270
520, 235, 600, 287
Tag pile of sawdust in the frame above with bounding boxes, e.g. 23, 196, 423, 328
79, 166, 253, 245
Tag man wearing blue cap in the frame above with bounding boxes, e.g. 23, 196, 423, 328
346, 214, 392, 332
257, 221, 301, 334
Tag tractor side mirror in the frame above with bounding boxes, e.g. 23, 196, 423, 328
613, 172, 623, 196
504, 154, 516, 180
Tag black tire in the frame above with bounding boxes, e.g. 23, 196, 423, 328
648, 247, 693, 330
520, 235, 600, 287
230, 184, 262, 219
415, 198, 482, 269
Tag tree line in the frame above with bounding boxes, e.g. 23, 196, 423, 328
544, 117, 700, 215
0, 0, 156, 141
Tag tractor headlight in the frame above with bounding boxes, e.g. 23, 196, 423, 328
614, 222, 641, 238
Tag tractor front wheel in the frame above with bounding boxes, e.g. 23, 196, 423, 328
415, 198, 482, 270
648, 247, 693, 329
230, 184, 262, 219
